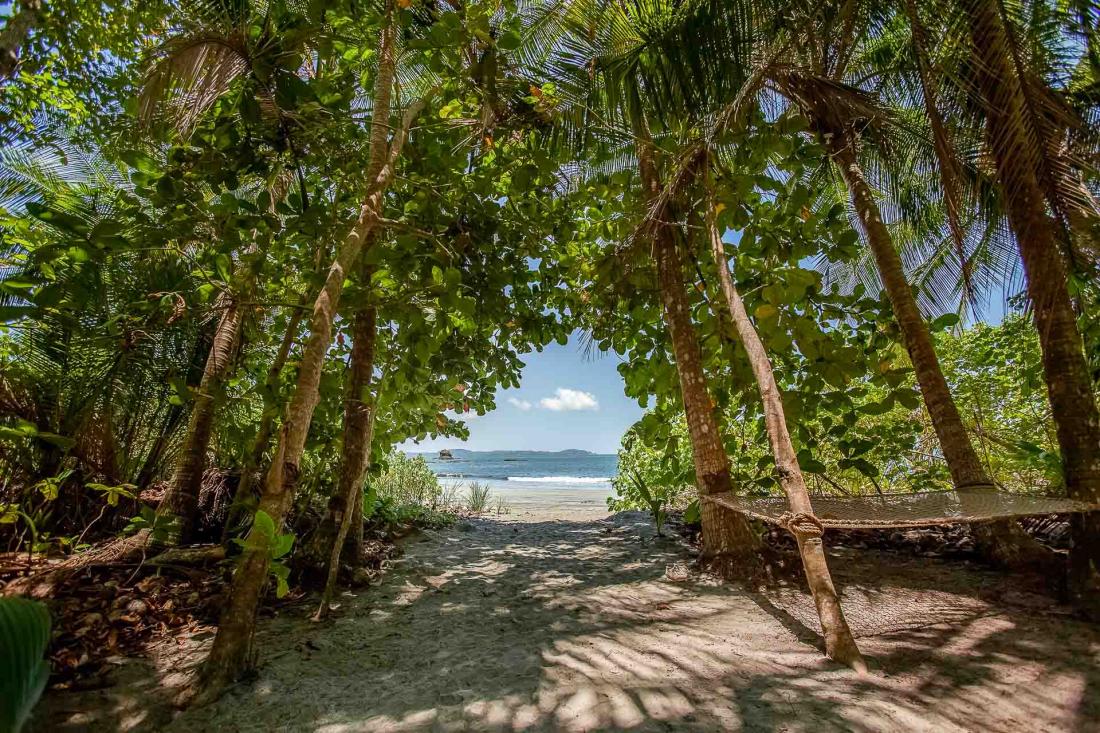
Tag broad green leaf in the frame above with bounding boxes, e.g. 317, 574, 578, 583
0, 597, 51, 733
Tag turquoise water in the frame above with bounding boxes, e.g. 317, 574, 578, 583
408, 449, 619, 514
409, 449, 618, 492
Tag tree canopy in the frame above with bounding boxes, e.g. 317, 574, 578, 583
1, 0, 1098, 700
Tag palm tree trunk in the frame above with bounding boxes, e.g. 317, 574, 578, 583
159, 292, 246, 544
828, 131, 1055, 570
632, 123, 762, 569
0, 0, 40, 79
654, 228, 762, 567
827, 136, 991, 490
134, 328, 213, 488
313, 304, 377, 620
706, 197, 864, 671
192, 3, 423, 700
965, 0, 1100, 610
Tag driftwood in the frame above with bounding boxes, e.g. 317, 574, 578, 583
3, 531, 152, 598
148, 544, 226, 566
3, 532, 226, 599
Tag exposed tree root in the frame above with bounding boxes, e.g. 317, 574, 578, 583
2, 531, 226, 599
971, 519, 1063, 578
3, 530, 152, 598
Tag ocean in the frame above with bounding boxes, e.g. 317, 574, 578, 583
408, 449, 619, 515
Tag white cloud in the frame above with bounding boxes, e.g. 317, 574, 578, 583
508, 397, 533, 411
447, 409, 479, 420
539, 388, 599, 412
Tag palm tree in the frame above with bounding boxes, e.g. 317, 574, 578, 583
698, 1, 1065, 568
771, 4, 999, 496
956, 0, 1100, 608
537, 0, 866, 667
537, 0, 771, 568
0, 136, 212, 547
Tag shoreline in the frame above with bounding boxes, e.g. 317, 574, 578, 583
442, 477, 615, 522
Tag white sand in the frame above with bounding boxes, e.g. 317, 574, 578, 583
34, 511, 1100, 732
485, 485, 613, 522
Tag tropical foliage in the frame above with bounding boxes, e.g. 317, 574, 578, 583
0, 0, 1097, 700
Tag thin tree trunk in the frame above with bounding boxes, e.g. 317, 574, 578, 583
192, 3, 424, 700
0, 0, 40, 79
159, 291, 246, 544
313, 305, 377, 620
223, 239, 331, 541
631, 119, 763, 570
966, 0, 1100, 610
221, 304, 306, 542
706, 196, 864, 671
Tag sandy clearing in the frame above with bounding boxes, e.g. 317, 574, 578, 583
33, 510, 1100, 732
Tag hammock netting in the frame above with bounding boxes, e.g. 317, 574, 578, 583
704, 490, 1100, 530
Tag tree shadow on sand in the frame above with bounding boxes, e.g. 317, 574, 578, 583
33, 512, 1100, 732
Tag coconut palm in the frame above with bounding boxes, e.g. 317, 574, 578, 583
537, 0, 769, 560
0, 136, 212, 530
526, 0, 866, 668
946, 0, 1100, 607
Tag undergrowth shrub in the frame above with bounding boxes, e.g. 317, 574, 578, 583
367, 452, 456, 529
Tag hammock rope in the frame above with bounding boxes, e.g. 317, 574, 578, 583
704, 489, 1100, 530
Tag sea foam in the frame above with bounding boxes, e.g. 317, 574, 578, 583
506, 476, 611, 484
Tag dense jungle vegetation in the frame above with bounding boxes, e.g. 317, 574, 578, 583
0, 0, 1098, 717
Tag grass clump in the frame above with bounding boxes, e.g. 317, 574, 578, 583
465, 482, 492, 514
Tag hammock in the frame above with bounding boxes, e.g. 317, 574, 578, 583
703, 489, 1100, 530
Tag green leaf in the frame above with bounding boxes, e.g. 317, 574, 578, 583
252, 509, 276, 541
272, 532, 295, 559
796, 449, 827, 474
930, 313, 960, 332
0, 597, 51, 732
497, 29, 522, 51
894, 389, 921, 410
754, 304, 778, 321
0, 306, 37, 323
683, 499, 700, 524
270, 563, 290, 598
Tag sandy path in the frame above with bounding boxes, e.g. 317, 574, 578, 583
35, 511, 1100, 732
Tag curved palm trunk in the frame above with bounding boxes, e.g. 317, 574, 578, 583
654, 228, 762, 566
193, 3, 418, 700
632, 123, 762, 569
706, 200, 864, 671
828, 137, 991, 490
159, 291, 246, 544
0, 0, 40, 79
313, 305, 377, 620
829, 133, 1053, 569
966, 0, 1100, 609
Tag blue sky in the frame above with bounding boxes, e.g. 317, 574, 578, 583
401, 331, 643, 455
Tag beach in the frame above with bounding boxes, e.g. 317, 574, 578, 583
41, 510, 1100, 732
423, 450, 619, 521
467, 479, 614, 521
